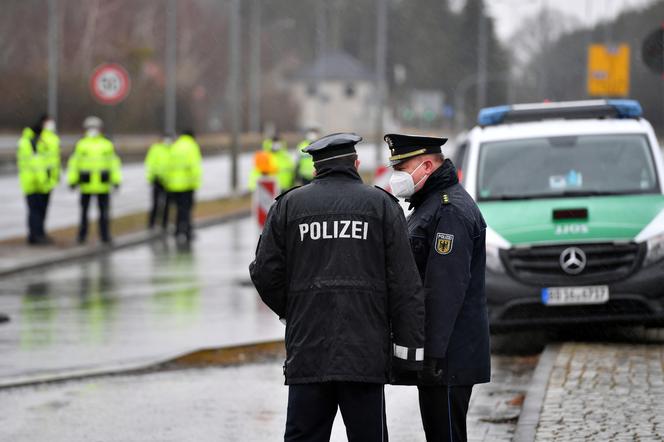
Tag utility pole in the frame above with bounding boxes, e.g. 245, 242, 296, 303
228, 0, 241, 192
47, 0, 58, 121
476, 2, 488, 112
316, 0, 328, 127
165, 0, 177, 136
374, 0, 387, 165
248, 0, 261, 134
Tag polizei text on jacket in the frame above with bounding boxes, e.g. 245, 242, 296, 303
298, 220, 369, 241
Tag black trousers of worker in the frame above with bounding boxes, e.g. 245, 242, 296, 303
78, 193, 111, 243
418, 385, 473, 442
285, 382, 387, 442
170, 191, 194, 240
25, 192, 50, 242
148, 181, 168, 229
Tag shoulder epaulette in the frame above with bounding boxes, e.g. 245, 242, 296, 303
441, 192, 451, 205
275, 185, 301, 201
374, 185, 399, 203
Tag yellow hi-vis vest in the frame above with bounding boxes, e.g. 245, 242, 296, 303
296, 140, 315, 182
41, 129, 61, 191
273, 148, 295, 190
67, 135, 122, 194
17, 128, 50, 194
163, 135, 202, 192
144, 142, 171, 184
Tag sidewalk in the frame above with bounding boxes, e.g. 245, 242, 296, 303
515, 339, 664, 441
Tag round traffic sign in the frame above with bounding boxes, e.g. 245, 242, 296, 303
642, 27, 664, 75
90, 63, 131, 105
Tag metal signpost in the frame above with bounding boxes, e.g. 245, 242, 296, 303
90, 63, 131, 138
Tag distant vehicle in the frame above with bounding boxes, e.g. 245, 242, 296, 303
455, 99, 664, 331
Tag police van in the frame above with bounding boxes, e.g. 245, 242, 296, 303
454, 99, 664, 331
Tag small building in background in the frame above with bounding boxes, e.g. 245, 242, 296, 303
290, 52, 376, 135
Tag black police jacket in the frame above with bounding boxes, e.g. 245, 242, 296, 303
406, 159, 491, 386
249, 162, 425, 385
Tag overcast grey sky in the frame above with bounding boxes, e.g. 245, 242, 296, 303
464, 0, 657, 41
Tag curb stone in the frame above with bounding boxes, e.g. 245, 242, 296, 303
0, 339, 284, 390
513, 343, 560, 442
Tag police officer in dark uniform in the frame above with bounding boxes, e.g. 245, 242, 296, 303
385, 134, 491, 442
250, 133, 425, 442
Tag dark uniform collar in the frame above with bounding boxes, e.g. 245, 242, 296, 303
313, 162, 363, 182
407, 159, 458, 209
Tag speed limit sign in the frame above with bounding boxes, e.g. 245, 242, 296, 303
90, 63, 131, 105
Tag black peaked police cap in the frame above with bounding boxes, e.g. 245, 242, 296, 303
384, 133, 448, 166
304, 133, 362, 163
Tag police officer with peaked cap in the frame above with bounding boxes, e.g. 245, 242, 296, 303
385, 133, 490, 442
250, 133, 425, 441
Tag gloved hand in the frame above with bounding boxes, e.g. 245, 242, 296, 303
418, 358, 443, 385
69, 184, 76, 191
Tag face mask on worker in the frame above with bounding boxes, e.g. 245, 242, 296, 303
43, 120, 56, 132
86, 128, 100, 137
389, 161, 428, 198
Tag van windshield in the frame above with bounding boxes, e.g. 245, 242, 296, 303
477, 134, 659, 201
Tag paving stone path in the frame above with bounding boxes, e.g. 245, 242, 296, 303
535, 342, 664, 441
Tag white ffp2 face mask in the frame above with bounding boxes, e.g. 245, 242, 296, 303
389, 161, 428, 198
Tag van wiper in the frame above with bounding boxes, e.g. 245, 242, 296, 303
480, 189, 647, 201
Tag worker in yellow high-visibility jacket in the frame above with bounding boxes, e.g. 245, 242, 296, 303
67, 116, 122, 244
294, 128, 318, 186
270, 134, 295, 191
144, 134, 172, 230
163, 130, 202, 243
17, 114, 57, 244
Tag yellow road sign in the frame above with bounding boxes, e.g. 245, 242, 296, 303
587, 44, 630, 97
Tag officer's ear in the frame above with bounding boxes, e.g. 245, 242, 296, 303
354, 159, 361, 170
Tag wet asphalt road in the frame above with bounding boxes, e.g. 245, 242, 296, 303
0, 217, 283, 383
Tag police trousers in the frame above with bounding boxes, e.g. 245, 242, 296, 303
418, 385, 473, 442
26, 192, 50, 242
148, 181, 168, 229
285, 382, 387, 442
79, 193, 110, 243
169, 190, 194, 239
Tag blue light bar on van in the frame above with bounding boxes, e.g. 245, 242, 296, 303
477, 99, 643, 126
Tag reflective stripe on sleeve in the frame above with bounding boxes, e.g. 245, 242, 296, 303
393, 343, 424, 361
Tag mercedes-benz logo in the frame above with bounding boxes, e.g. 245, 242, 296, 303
559, 247, 587, 275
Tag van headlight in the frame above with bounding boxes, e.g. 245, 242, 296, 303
485, 226, 510, 273
644, 232, 664, 267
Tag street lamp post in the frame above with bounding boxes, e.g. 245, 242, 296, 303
165, 0, 177, 136
248, 0, 261, 134
374, 0, 387, 165
47, 0, 58, 121
228, 0, 241, 192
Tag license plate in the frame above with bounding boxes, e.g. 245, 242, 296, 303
541, 285, 609, 306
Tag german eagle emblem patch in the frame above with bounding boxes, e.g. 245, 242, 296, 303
435, 233, 454, 255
